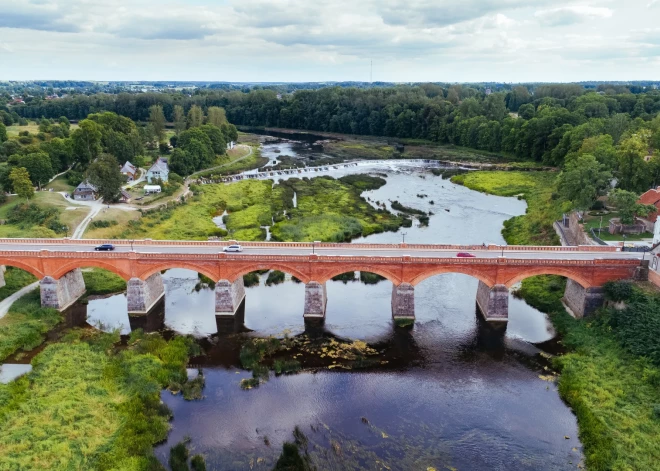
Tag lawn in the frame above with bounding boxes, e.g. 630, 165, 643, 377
5, 122, 40, 137
0, 268, 37, 303
83, 209, 140, 239
0, 192, 90, 238
194, 145, 268, 178
451, 171, 561, 245
44, 174, 75, 193
582, 212, 652, 242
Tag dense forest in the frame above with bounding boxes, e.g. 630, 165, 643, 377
4, 83, 660, 205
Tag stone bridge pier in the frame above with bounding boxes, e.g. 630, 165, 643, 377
476, 281, 509, 322
304, 281, 327, 322
0, 266, 6, 289
562, 280, 604, 318
41, 268, 86, 311
127, 273, 165, 314
215, 277, 246, 317
392, 283, 415, 323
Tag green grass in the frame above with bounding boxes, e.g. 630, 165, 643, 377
91, 174, 404, 242
582, 212, 652, 242
0, 267, 37, 302
451, 171, 561, 245
195, 145, 268, 177
0, 192, 89, 238
83, 209, 140, 239
516, 276, 660, 471
82, 269, 127, 296
44, 174, 75, 193
0, 290, 61, 362
0, 329, 199, 470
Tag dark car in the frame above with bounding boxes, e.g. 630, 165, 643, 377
94, 244, 115, 251
456, 252, 476, 258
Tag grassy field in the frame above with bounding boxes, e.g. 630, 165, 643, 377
195, 145, 268, 178
84, 175, 404, 242
44, 174, 75, 193
0, 330, 199, 470
0, 290, 61, 362
81, 269, 127, 296
83, 209, 140, 239
0, 268, 37, 302
5, 122, 40, 137
0, 192, 90, 238
451, 171, 561, 245
516, 277, 660, 471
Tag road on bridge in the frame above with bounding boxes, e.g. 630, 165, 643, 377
0, 240, 644, 261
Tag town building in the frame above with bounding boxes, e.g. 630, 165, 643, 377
73, 181, 98, 201
120, 161, 138, 181
637, 187, 660, 231
146, 158, 169, 183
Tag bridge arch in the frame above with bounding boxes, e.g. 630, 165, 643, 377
318, 266, 401, 285
137, 263, 220, 283
51, 260, 132, 281
226, 264, 311, 284
0, 259, 44, 279
409, 266, 496, 287
502, 267, 592, 289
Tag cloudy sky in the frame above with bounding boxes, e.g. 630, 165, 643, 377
1, 0, 659, 82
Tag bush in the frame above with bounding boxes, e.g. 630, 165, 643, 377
90, 219, 118, 229
603, 281, 636, 303
591, 200, 605, 210
18, 135, 33, 144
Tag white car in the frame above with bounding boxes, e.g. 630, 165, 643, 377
223, 244, 243, 253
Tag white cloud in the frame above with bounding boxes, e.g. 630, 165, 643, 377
0, 0, 658, 81
535, 5, 613, 27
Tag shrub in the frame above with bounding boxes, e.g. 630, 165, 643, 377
243, 272, 260, 287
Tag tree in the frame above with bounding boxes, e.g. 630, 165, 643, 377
0, 122, 6, 143
609, 189, 656, 225
10, 167, 33, 201
173, 105, 186, 135
557, 154, 612, 210
71, 119, 102, 166
20, 152, 54, 187
41, 137, 74, 171
187, 105, 204, 129
220, 123, 238, 143
86, 154, 124, 202
200, 124, 226, 155
617, 133, 651, 193
148, 105, 166, 142
206, 106, 228, 127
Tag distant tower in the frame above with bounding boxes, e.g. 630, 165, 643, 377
370, 60, 373, 83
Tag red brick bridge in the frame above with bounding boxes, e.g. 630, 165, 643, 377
0, 239, 646, 323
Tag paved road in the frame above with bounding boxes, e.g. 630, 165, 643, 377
0, 241, 644, 261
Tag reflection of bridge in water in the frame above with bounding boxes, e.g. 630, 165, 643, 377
0, 239, 647, 326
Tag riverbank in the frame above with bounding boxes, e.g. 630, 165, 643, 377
450, 171, 560, 245
517, 277, 660, 471
459, 169, 660, 470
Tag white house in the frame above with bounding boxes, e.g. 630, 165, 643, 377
146, 158, 169, 183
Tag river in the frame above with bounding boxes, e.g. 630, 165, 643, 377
82, 133, 578, 469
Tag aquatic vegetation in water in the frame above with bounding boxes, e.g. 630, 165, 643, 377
266, 270, 286, 286
243, 272, 261, 287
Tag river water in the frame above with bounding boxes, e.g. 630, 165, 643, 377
82, 134, 581, 470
